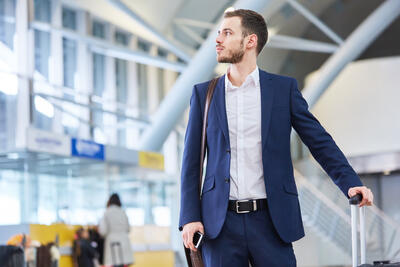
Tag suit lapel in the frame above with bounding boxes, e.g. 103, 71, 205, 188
212, 75, 230, 148
259, 70, 274, 150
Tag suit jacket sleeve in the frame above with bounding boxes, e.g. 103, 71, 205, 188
179, 85, 203, 231
289, 78, 363, 197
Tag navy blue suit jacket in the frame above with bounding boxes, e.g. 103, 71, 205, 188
179, 69, 363, 243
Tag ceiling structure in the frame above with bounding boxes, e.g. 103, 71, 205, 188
63, 0, 400, 88
60, 0, 400, 151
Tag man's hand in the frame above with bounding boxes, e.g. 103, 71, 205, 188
348, 186, 374, 207
182, 222, 204, 252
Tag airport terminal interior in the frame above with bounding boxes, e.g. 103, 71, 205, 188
0, 0, 399, 266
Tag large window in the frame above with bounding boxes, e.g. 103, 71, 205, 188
61, 7, 79, 136
33, 0, 51, 79
115, 30, 129, 146
34, 30, 50, 79
90, 20, 107, 142
62, 7, 77, 89
0, 0, 16, 49
62, 38, 77, 89
92, 53, 105, 142
116, 59, 127, 146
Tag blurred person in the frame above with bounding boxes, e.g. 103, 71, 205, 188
73, 228, 98, 267
99, 193, 134, 266
179, 9, 374, 267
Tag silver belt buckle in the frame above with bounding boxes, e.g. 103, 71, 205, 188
236, 200, 257, 213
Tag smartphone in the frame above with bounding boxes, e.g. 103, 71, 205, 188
193, 231, 204, 249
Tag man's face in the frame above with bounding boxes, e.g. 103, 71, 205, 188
216, 17, 246, 64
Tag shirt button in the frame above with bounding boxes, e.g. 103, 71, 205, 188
225, 177, 230, 183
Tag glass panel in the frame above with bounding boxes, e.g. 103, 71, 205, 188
33, 95, 53, 131
0, 163, 175, 227
34, 0, 51, 23
93, 53, 105, 97
0, 91, 17, 151
62, 7, 77, 30
0, 0, 16, 49
92, 53, 105, 141
92, 20, 106, 39
62, 38, 77, 89
157, 48, 167, 58
116, 58, 127, 147
138, 39, 150, 52
0, 170, 21, 224
115, 31, 129, 46
157, 68, 164, 102
137, 63, 148, 118
34, 30, 50, 79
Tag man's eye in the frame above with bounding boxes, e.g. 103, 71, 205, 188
225, 32, 231, 36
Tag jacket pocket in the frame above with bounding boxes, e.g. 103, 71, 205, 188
202, 175, 215, 194
283, 181, 298, 196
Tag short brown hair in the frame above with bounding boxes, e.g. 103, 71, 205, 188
224, 9, 268, 55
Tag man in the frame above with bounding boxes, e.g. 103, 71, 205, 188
179, 9, 373, 267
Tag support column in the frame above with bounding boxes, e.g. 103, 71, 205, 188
15, 0, 33, 149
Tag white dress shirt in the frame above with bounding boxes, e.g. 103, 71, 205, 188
225, 66, 267, 200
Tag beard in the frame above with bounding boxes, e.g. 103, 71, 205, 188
217, 39, 245, 64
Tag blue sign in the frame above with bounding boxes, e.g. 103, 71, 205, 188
71, 138, 104, 160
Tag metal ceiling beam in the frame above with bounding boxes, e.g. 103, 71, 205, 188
175, 23, 206, 45
107, 0, 191, 62
269, 34, 338, 53
302, 0, 400, 108
174, 19, 339, 54
287, 0, 343, 45
174, 18, 215, 30
139, 0, 281, 151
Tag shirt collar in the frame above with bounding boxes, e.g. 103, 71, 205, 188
225, 65, 259, 91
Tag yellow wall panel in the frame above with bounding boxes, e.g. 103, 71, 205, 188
133, 251, 174, 267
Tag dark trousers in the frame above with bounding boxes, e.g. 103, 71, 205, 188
201, 204, 297, 267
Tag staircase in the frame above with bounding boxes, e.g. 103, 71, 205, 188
295, 159, 400, 264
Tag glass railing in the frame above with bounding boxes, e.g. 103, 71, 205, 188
295, 161, 400, 263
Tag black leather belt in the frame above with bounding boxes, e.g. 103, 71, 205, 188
228, 199, 268, 213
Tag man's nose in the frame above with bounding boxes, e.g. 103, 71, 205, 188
216, 34, 222, 44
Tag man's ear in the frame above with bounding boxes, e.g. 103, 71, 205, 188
246, 34, 258, 50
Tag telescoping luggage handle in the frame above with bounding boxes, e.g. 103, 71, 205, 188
349, 194, 366, 267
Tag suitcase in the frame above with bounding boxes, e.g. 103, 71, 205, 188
350, 194, 400, 267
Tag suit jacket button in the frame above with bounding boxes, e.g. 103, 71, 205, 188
225, 178, 230, 183
226, 149, 230, 153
